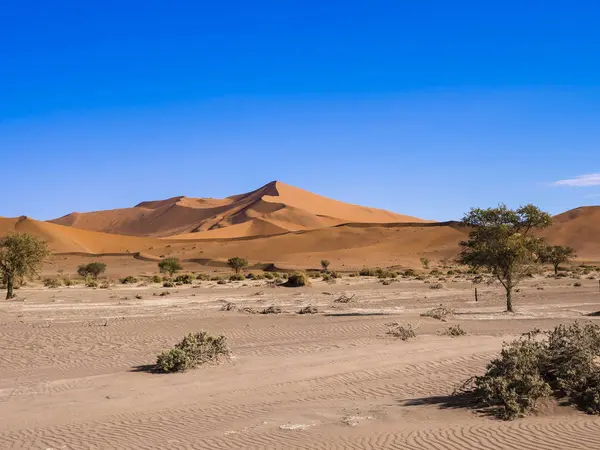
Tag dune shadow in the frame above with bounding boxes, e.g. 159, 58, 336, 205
130, 364, 162, 374
400, 392, 498, 418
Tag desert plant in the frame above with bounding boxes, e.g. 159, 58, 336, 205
263, 272, 274, 280
158, 258, 182, 277
227, 257, 248, 275
387, 322, 417, 341
320, 259, 330, 271
217, 279, 227, 285
62, 278, 73, 287
459, 204, 552, 312
421, 306, 455, 321
334, 293, 355, 303
420, 257, 430, 269
0, 233, 49, 299
404, 269, 417, 277
163, 280, 175, 288
261, 306, 282, 314
539, 245, 577, 276
574, 281, 582, 287
120, 275, 138, 284
151, 275, 162, 283
429, 283, 444, 290
77, 262, 107, 279
359, 267, 377, 276
174, 274, 193, 284
285, 272, 309, 287
444, 325, 467, 337
229, 273, 245, 281
196, 273, 210, 281
85, 278, 98, 288
43, 277, 62, 288
156, 331, 230, 373
298, 305, 318, 314
220, 302, 236, 311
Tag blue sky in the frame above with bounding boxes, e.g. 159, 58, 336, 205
1, 1, 599, 221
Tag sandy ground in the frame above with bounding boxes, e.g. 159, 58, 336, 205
2, 275, 600, 449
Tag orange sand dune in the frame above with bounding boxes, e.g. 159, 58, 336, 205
543, 206, 600, 259
49, 181, 426, 238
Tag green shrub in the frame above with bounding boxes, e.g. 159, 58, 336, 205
156, 331, 230, 373
229, 273, 245, 281
85, 279, 98, 288
285, 272, 309, 287
458, 323, 600, 419
263, 272, 274, 280
174, 274, 193, 284
158, 257, 182, 277
120, 275, 138, 284
151, 275, 162, 283
196, 273, 210, 281
77, 262, 107, 279
62, 278, 73, 286
43, 277, 62, 288
359, 267, 377, 276
404, 269, 417, 277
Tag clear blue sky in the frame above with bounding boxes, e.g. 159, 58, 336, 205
2, 1, 599, 221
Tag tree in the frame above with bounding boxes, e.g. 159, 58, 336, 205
0, 233, 49, 299
320, 260, 330, 272
540, 245, 576, 276
420, 257, 430, 269
459, 204, 551, 313
227, 257, 248, 275
77, 262, 107, 279
158, 257, 182, 277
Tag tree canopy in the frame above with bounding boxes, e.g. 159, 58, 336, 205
540, 245, 576, 275
459, 204, 552, 312
227, 257, 248, 275
158, 257, 182, 277
0, 233, 49, 299
77, 262, 107, 279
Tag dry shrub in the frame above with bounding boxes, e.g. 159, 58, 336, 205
444, 325, 467, 337
457, 322, 600, 420
298, 305, 318, 314
387, 322, 417, 341
220, 302, 236, 311
261, 306, 282, 314
43, 277, 62, 288
156, 331, 230, 373
429, 283, 444, 290
174, 274, 193, 284
151, 275, 162, 283
120, 276, 138, 284
421, 306, 455, 321
217, 279, 227, 285
334, 293, 355, 303
229, 273, 245, 281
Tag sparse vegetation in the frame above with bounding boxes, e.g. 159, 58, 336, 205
156, 331, 230, 373
387, 322, 417, 341
227, 257, 248, 275
196, 273, 210, 281
298, 305, 318, 314
158, 258, 182, 277
421, 306, 455, 321
320, 260, 330, 271
540, 245, 577, 276
284, 272, 309, 287
77, 262, 107, 279
173, 274, 193, 284
261, 306, 282, 314
334, 293, 355, 303
359, 267, 377, 277
151, 275, 163, 283
444, 325, 467, 337
429, 283, 444, 290
420, 257, 430, 269
229, 273, 245, 281
163, 281, 175, 288
220, 302, 236, 311
457, 323, 600, 420
459, 204, 552, 312
0, 233, 49, 299
119, 276, 138, 284
43, 277, 62, 288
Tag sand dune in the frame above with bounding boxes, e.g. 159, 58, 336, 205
543, 207, 600, 259
49, 181, 426, 238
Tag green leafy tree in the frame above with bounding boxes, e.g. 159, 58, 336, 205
540, 245, 577, 276
320, 260, 330, 272
227, 257, 248, 275
158, 257, 182, 277
0, 233, 49, 299
459, 204, 551, 312
420, 257, 430, 269
77, 262, 107, 279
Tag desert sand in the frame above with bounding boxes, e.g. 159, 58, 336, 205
2, 274, 600, 449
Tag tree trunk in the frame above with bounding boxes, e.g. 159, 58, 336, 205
505, 273, 514, 313
554, 263, 559, 276
5, 275, 14, 300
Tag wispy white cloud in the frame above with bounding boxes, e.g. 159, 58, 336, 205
554, 173, 600, 187
584, 193, 600, 199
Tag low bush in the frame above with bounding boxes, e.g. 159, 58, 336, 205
574, 282, 582, 287
220, 302, 236, 311
457, 323, 600, 420
151, 275, 162, 283
174, 274, 193, 284
44, 277, 62, 288
261, 306, 282, 314
421, 306, 454, 321
444, 325, 467, 337
429, 283, 444, 289
298, 305, 318, 314
284, 272, 309, 287
85, 279, 98, 288
217, 279, 227, 285
196, 273, 210, 281
163, 281, 175, 288
404, 269, 417, 277
156, 331, 230, 373
359, 267, 377, 277
62, 278, 73, 287
229, 273, 245, 281
263, 272, 275, 280
120, 276, 138, 284
387, 322, 417, 341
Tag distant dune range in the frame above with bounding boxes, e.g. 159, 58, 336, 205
1, 181, 599, 267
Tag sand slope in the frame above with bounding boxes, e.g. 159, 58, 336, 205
49, 181, 426, 238
543, 206, 600, 259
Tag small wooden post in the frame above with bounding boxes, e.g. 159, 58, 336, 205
475, 287, 478, 302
